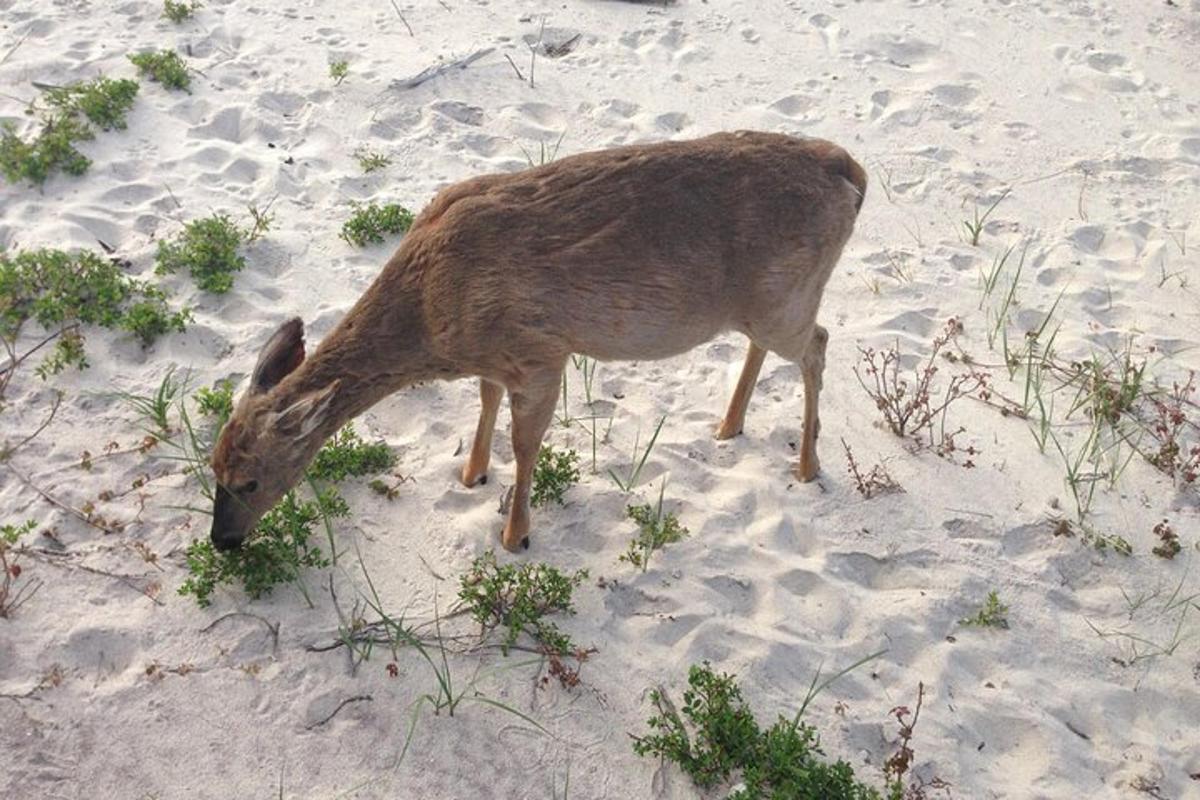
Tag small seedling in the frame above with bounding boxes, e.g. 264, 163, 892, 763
458, 550, 587, 655
1152, 520, 1181, 560
193, 379, 234, 430
842, 439, 902, 499
353, 147, 392, 173
608, 414, 666, 492
128, 50, 192, 92
155, 213, 247, 293
339, 201, 414, 246
245, 199, 275, 243
531, 445, 581, 508
1, 520, 41, 618
962, 188, 1009, 246
307, 423, 396, 483
620, 481, 688, 571
119, 364, 187, 438
329, 60, 349, 85
162, 0, 201, 23
959, 590, 1009, 629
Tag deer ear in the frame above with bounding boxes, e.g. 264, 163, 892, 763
272, 381, 340, 440
251, 318, 305, 394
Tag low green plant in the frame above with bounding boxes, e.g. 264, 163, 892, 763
339, 201, 414, 246
531, 445, 580, 508
128, 50, 191, 92
354, 147, 391, 173
44, 77, 140, 130
621, 481, 688, 571
329, 60, 349, 85
608, 414, 666, 492
962, 188, 1009, 246
179, 488, 346, 607
193, 379, 234, 430
119, 364, 187, 438
1, 519, 41, 618
154, 213, 247, 293
0, 248, 189, 383
162, 0, 201, 22
457, 550, 587, 655
959, 590, 1009, 629
307, 423, 396, 483
632, 662, 883, 799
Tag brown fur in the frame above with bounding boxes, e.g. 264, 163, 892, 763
209, 131, 866, 552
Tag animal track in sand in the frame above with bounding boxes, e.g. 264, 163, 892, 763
808, 13, 842, 55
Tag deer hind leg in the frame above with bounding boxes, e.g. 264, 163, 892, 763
461, 379, 505, 487
795, 325, 828, 482
716, 340, 768, 440
501, 369, 562, 552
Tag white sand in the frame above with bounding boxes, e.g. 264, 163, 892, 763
2, 0, 1199, 797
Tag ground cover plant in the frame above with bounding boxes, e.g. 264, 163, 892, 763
154, 211, 269, 293
0, 248, 189, 394
354, 147, 391, 173
162, 0, 201, 23
458, 550, 587, 656
620, 481, 688, 571
339, 201, 414, 246
632, 662, 884, 799
128, 50, 191, 91
531, 445, 581, 508
959, 590, 1009, 629
1, 77, 140, 184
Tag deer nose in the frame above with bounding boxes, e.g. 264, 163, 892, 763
210, 525, 246, 552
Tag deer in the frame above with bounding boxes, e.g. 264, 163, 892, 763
208, 130, 866, 554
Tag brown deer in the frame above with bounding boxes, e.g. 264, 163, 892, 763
209, 131, 866, 553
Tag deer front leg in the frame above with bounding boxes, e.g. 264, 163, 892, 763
461, 379, 504, 487
501, 370, 562, 552
716, 340, 767, 440
794, 325, 828, 482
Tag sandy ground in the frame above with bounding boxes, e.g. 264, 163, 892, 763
2, 0, 1199, 798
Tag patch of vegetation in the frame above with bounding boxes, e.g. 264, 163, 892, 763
1, 76, 142, 185
621, 483, 688, 571
354, 147, 391, 173
179, 489, 346, 607
531, 445, 580, 508
842, 439, 902, 499
120, 364, 187, 438
154, 213, 247, 293
1152, 519, 1181, 560
307, 423, 396, 483
329, 60, 349, 85
339, 201, 414, 247
193, 379, 234, 430
959, 590, 1009, 629
1, 519, 41, 618
162, 0, 201, 23
0, 248, 189, 384
632, 663, 883, 799
458, 550, 587, 655
44, 76, 140, 130
128, 50, 191, 92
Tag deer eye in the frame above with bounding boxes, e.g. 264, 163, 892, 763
238, 480, 259, 495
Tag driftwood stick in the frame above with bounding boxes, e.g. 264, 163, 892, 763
391, 48, 495, 90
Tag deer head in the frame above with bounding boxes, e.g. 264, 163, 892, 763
208, 318, 339, 551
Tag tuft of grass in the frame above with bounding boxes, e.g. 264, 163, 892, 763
119, 364, 187, 438
531, 445, 580, 508
128, 50, 192, 92
179, 489, 346, 607
608, 414, 666, 492
632, 662, 884, 799
339, 201, 414, 247
959, 590, 1009, 629
0, 248, 189, 383
353, 147, 392, 173
457, 550, 587, 655
307, 423, 396, 483
620, 481, 688, 571
44, 77, 140, 131
162, 0, 201, 23
329, 60, 349, 85
961, 188, 1009, 247
154, 213, 246, 293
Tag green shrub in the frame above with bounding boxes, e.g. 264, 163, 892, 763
633, 663, 883, 799
339, 201, 414, 247
155, 213, 246, 293
128, 50, 191, 92
162, 0, 201, 22
307, 423, 396, 482
531, 445, 581, 508
0, 248, 189, 376
458, 551, 587, 655
329, 60, 349, 85
621, 486, 688, 571
44, 77, 139, 130
1, 115, 92, 185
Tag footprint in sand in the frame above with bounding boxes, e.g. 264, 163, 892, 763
808, 13, 842, 55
